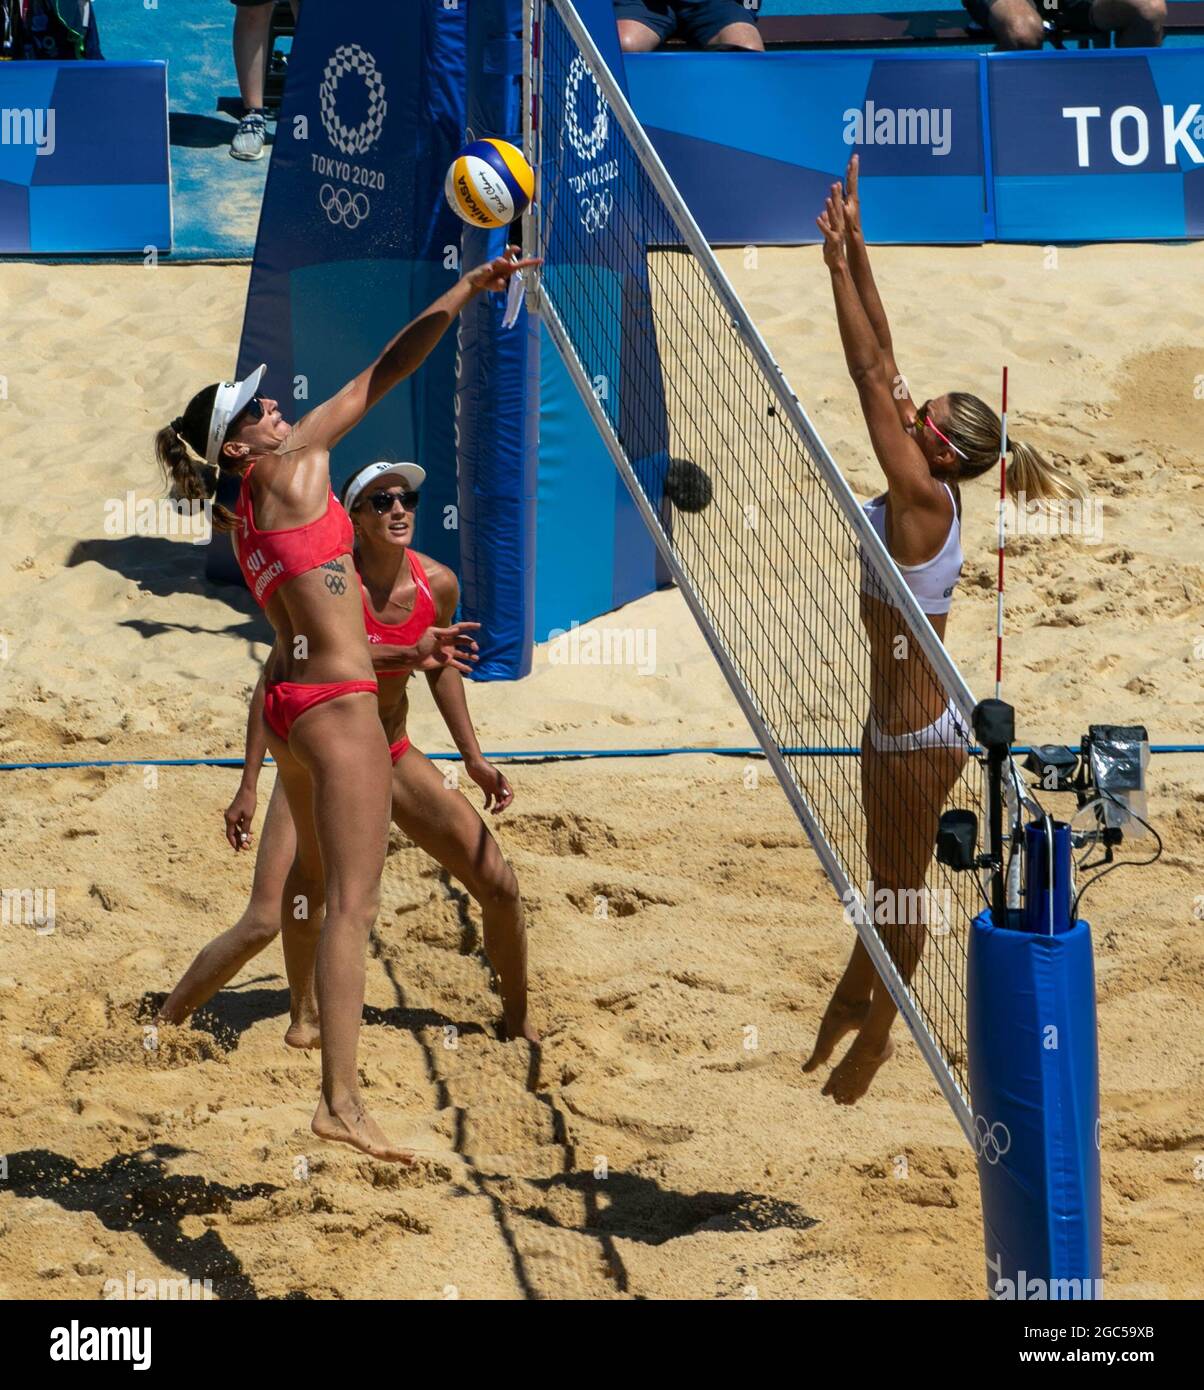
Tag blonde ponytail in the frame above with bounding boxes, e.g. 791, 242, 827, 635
943, 391, 1084, 502
1005, 438, 1083, 503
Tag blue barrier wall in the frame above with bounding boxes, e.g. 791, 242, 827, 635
989, 50, 1204, 240
0, 60, 170, 253
627, 52, 984, 243
625, 47, 1204, 243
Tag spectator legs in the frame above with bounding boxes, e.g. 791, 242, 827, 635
983, 0, 1046, 48
617, 19, 663, 51
707, 21, 765, 50
1090, 0, 1167, 44
233, 1, 276, 113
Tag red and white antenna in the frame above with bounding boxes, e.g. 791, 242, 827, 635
995, 366, 1008, 701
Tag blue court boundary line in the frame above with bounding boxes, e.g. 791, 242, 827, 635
1, 744, 1201, 771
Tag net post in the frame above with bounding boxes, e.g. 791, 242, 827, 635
973, 699, 1014, 928
521, 0, 542, 310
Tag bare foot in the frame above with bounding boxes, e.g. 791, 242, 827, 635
802, 992, 870, 1073
821, 1033, 895, 1105
503, 1013, 541, 1045
312, 1097, 414, 1164
284, 1019, 321, 1050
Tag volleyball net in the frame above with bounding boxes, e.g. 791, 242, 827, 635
525, 0, 995, 1139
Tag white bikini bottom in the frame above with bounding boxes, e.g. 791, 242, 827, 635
867, 699, 969, 755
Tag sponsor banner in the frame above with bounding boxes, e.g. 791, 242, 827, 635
0, 60, 170, 253
624, 52, 985, 245
624, 47, 1204, 245
988, 49, 1204, 241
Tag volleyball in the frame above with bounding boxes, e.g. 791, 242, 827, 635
445, 138, 535, 229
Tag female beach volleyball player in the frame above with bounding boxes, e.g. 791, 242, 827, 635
156, 459, 536, 1049
153, 248, 537, 1160
804, 159, 1081, 1104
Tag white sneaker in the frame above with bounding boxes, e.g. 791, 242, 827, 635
230, 109, 268, 161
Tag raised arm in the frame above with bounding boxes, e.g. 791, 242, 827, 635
290, 249, 540, 454
818, 185, 936, 511
840, 155, 915, 428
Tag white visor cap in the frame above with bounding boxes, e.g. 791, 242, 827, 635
343, 460, 427, 513
206, 363, 267, 467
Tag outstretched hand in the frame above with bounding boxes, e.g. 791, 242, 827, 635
842, 153, 861, 236
416, 621, 481, 674
816, 182, 848, 269
465, 245, 543, 293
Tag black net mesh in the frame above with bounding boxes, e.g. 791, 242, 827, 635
532, 0, 989, 1122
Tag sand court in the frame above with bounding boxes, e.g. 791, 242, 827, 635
0, 246, 1201, 1299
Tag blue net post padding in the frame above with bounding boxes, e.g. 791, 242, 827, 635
968, 907, 1103, 1301
537, 4, 673, 628
456, 0, 539, 679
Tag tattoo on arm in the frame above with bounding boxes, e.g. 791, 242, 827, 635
321, 557, 348, 595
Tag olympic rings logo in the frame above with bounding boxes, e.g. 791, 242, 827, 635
972, 1114, 1012, 1165
320, 184, 370, 230
579, 189, 613, 235
319, 44, 388, 156
564, 55, 609, 163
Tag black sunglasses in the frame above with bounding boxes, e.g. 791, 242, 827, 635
232, 396, 265, 427
366, 488, 420, 514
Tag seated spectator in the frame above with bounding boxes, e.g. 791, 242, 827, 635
229, 0, 298, 162
616, 0, 763, 52
964, 0, 1165, 48
1, 0, 102, 60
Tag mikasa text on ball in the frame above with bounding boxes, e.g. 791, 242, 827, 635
445, 139, 535, 229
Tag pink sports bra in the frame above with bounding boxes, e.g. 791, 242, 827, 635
360, 549, 437, 678
232, 463, 354, 608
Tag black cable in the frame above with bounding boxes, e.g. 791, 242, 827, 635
1070, 791, 1162, 921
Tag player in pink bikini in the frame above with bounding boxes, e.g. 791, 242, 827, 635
154, 248, 536, 1161
157, 459, 536, 1057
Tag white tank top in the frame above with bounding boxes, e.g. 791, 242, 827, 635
860, 483, 963, 616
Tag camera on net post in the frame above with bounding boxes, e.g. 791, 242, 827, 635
1024, 724, 1151, 864
934, 705, 1156, 925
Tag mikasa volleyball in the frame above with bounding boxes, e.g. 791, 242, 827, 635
445, 138, 534, 228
